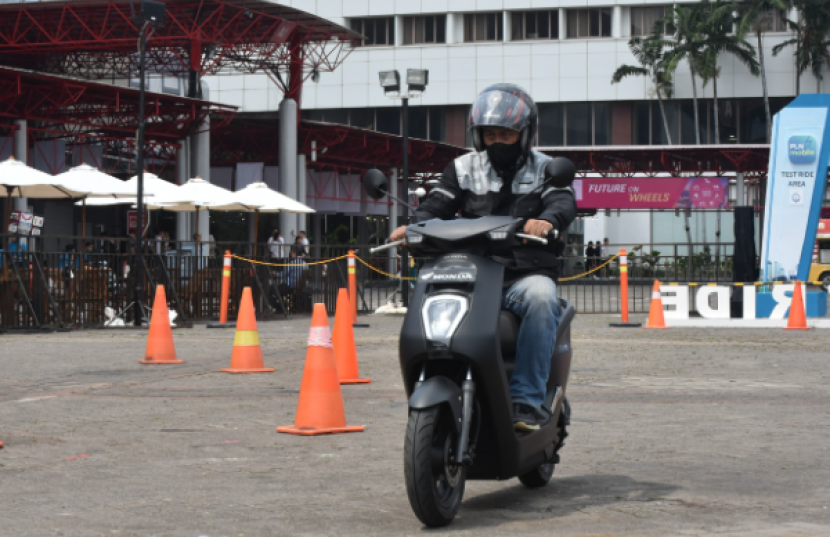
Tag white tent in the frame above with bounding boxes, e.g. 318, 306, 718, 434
59, 164, 146, 235
78, 172, 181, 209
0, 157, 90, 238
231, 181, 314, 250
232, 182, 314, 214
155, 177, 252, 212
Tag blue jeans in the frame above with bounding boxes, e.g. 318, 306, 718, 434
502, 275, 560, 410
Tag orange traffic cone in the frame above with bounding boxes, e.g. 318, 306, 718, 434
221, 287, 275, 373
785, 281, 810, 330
333, 288, 371, 385
140, 285, 182, 364
277, 303, 365, 436
644, 280, 667, 329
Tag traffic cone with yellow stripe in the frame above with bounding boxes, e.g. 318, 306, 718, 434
278, 303, 364, 436
643, 280, 667, 329
221, 287, 274, 373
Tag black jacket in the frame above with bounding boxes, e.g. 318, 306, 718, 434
414, 158, 577, 284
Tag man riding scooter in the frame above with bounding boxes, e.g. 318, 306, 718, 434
391, 83, 577, 432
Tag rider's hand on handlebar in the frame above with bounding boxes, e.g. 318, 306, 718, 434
523, 219, 554, 243
390, 225, 408, 242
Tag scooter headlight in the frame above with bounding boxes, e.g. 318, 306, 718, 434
422, 295, 468, 344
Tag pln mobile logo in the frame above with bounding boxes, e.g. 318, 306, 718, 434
788, 135, 817, 163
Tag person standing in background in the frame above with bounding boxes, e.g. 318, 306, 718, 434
585, 241, 595, 271
298, 230, 310, 256
601, 238, 610, 278
267, 228, 284, 259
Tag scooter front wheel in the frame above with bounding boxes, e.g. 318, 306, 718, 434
404, 406, 466, 527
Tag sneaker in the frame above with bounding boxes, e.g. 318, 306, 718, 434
513, 403, 552, 432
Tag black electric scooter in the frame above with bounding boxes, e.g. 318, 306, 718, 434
364, 159, 577, 527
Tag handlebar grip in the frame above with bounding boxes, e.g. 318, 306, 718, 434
370, 239, 406, 254
515, 233, 548, 245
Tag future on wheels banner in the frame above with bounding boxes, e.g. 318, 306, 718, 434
572, 177, 728, 209
761, 94, 830, 282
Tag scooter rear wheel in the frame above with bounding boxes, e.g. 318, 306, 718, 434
518, 460, 555, 488
404, 406, 466, 527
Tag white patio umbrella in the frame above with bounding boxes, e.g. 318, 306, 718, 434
0, 157, 90, 240
154, 177, 254, 251
58, 164, 144, 236
155, 176, 252, 212
231, 181, 314, 250
77, 171, 181, 209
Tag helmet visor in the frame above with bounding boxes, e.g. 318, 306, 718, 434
469, 89, 533, 132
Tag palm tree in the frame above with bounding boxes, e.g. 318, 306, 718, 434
612, 33, 675, 144
662, 4, 707, 145
772, 0, 830, 94
698, 0, 760, 144
737, 0, 792, 143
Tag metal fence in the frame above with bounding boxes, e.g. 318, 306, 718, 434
0, 238, 745, 329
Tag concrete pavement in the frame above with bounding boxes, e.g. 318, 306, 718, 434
1, 313, 829, 536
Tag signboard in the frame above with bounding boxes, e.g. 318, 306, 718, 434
127, 209, 149, 234
16, 212, 33, 234
761, 95, 830, 282
572, 177, 728, 209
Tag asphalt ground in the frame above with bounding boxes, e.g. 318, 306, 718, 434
1, 313, 829, 536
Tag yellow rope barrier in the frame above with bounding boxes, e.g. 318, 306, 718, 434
353, 255, 417, 281
231, 254, 349, 267
234, 252, 828, 287
559, 254, 619, 282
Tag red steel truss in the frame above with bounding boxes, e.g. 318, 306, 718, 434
0, 0, 359, 82
212, 119, 467, 174
0, 66, 236, 141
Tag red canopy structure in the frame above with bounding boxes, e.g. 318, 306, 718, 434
212, 118, 467, 173
0, 66, 236, 175
0, 0, 359, 98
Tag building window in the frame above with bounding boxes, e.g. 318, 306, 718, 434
760, 9, 788, 32
464, 13, 503, 42
350, 17, 395, 46
403, 15, 447, 44
511, 11, 559, 40
535, 103, 611, 146
630, 6, 671, 36
537, 103, 564, 146
566, 9, 612, 38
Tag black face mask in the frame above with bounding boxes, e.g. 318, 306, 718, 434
486, 142, 522, 172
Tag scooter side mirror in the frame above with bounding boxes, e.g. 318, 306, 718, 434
544, 157, 576, 189
363, 168, 389, 200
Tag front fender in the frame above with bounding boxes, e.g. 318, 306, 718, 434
409, 376, 462, 433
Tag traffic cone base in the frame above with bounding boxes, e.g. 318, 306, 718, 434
340, 378, 372, 385
278, 303, 364, 436
333, 288, 371, 385
222, 287, 274, 373
277, 424, 365, 436
141, 286, 182, 364
785, 281, 811, 330
643, 280, 668, 329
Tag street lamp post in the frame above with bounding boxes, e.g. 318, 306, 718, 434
133, 0, 165, 326
378, 69, 429, 308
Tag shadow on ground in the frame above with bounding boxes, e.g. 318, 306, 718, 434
445, 474, 679, 530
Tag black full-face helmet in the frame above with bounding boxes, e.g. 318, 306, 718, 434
469, 83, 538, 157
